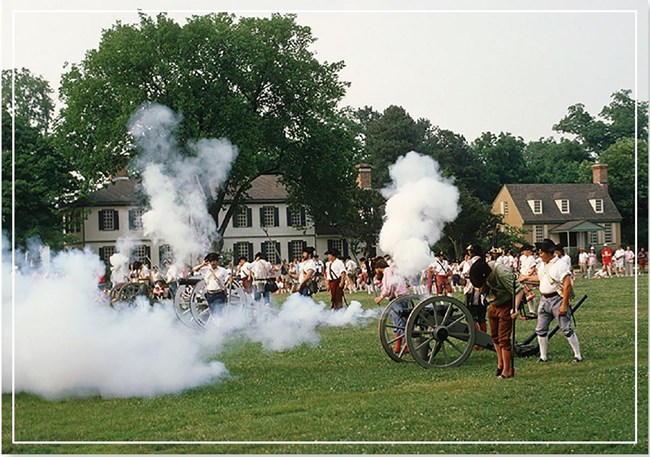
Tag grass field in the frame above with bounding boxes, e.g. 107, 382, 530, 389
2, 275, 648, 454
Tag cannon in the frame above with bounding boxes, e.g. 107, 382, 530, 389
379, 294, 587, 368
172, 277, 275, 329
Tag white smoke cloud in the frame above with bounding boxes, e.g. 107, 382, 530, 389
127, 103, 238, 266
2, 239, 379, 399
379, 151, 460, 278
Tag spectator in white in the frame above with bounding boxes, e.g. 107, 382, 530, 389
296, 247, 316, 296
614, 245, 626, 276
250, 252, 274, 304
313, 255, 324, 281
324, 249, 347, 309
587, 247, 598, 279
554, 246, 572, 269
577, 247, 588, 279
344, 256, 358, 293
163, 259, 179, 300
192, 253, 230, 314
624, 246, 636, 276
150, 265, 164, 283
236, 256, 253, 294
518, 244, 539, 317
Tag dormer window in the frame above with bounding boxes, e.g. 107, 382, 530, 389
555, 199, 570, 214
589, 198, 604, 214
528, 199, 543, 215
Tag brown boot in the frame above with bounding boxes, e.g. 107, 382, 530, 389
474, 322, 483, 351
499, 348, 513, 378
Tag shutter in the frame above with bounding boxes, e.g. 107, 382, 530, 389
113, 210, 120, 230
247, 208, 252, 227
99, 247, 106, 263
248, 243, 254, 262
260, 207, 265, 227
128, 209, 135, 230
327, 239, 334, 250
98, 210, 105, 231
288, 242, 293, 260
343, 239, 349, 257
300, 209, 306, 226
274, 207, 279, 227
286, 207, 292, 226
145, 245, 151, 263
275, 242, 281, 262
233, 208, 240, 228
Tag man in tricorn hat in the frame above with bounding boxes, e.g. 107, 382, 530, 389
469, 255, 525, 379
521, 238, 583, 363
296, 246, 317, 296
192, 252, 230, 314
324, 248, 346, 309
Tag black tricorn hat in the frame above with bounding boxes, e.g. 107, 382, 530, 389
520, 244, 534, 252
324, 248, 340, 257
469, 258, 492, 288
534, 238, 562, 254
302, 246, 315, 255
204, 252, 220, 262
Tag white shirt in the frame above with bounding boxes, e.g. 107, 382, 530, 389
238, 261, 252, 279
250, 258, 273, 280
538, 257, 571, 295
197, 265, 230, 292
325, 258, 346, 281
165, 264, 179, 282
578, 252, 588, 265
430, 258, 449, 276
299, 259, 316, 283
345, 259, 357, 274
519, 254, 537, 276
624, 249, 636, 262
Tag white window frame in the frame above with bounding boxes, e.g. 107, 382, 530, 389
133, 245, 148, 262
528, 200, 543, 215
262, 240, 279, 264
129, 208, 145, 230
589, 198, 604, 214
289, 240, 305, 261
234, 242, 251, 261
603, 223, 613, 244
101, 209, 116, 231
555, 199, 570, 214
500, 201, 509, 215
261, 206, 276, 227
534, 225, 544, 242
235, 207, 249, 227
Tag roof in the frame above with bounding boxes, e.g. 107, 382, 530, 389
230, 174, 288, 202
75, 175, 288, 207
75, 178, 138, 206
550, 220, 606, 233
503, 183, 622, 223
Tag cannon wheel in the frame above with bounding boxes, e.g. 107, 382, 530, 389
110, 282, 149, 309
173, 282, 203, 329
405, 295, 476, 368
378, 294, 422, 362
189, 280, 252, 328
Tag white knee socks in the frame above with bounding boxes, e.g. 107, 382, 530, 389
567, 333, 582, 359
538, 335, 548, 360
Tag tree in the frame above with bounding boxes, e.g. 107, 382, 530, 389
553, 89, 648, 154
592, 138, 648, 246
355, 105, 429, 189
524, 137, 591, 184
55, 13, 358, 250
1, 68, 55, 134
470, 132, 528, 202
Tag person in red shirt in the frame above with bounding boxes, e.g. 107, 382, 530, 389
601, 244, 613, 277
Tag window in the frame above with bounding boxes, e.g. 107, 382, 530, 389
262, 241, 280, 264
603, 223, 613, 244
260, 206, 279, 227
63, 210, 82, 234
288, 240, 306, 261
98, 246, 116, 264
234, 242, 253, 262
589, 198, 604, 214
500, 201, 509, 215
326, 239, 349, 257
159, 244, 173, 263
98, 209, 119, 231
287, 207, 306, 227
534, 225, 544, 242
589, 231, 598, 245
129, 208, 145, 230
233, 206, 252, 228
133, 244, 150, 263
555, 199, 570, 214
528, 200, 543, 215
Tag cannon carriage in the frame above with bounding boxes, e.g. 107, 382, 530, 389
379, 294, 587, 369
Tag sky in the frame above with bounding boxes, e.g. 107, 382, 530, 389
1, 0, 648, 144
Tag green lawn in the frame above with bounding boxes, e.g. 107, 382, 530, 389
2, 275, 648, 454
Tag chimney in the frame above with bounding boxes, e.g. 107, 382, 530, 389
356, 163, 372, 190
592, 163, 608, 188
110, 167, 130, 182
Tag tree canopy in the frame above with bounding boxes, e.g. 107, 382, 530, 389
56, 13, 359, 248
